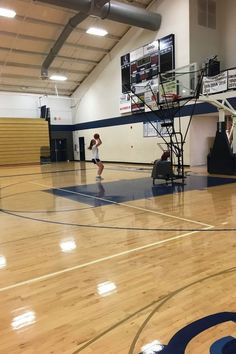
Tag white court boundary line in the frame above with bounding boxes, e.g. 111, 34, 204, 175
0, 226, 214, 293
30, 182, 212, 228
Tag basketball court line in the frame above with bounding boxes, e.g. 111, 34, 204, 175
0, 162, 148, 179
30, 181, 212, 227
0, 226, 214, 293
0, 179, 215, 291
72, 267, 236, 354
105, 166, 151, 172
0, 167, 92, 179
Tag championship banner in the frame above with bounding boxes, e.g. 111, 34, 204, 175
159, 80, 177, 102
228, 69, 236, 90
119, 94, 131, 114
202, 71, 228, 94
131, 93, 145, 113
144, 78, 159, 112
144, 90, 158, 112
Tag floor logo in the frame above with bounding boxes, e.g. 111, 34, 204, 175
141, 312, 236, 354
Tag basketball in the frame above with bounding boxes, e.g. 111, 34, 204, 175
94, 133, 100, 139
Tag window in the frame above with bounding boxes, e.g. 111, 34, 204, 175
198, 0, 216, 29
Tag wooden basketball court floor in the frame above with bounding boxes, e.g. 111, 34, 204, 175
0, 161, 236, 354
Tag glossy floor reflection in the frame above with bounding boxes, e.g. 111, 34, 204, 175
47, 174, 236, 207
0, 162, 236, 354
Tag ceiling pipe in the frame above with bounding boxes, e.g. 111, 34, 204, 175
38, 0, 161, 79
36, 0, 161, 31
41, 12, 89, 78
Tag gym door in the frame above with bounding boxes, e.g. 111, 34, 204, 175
51, 139, 67, 162
79, 137, 85, 161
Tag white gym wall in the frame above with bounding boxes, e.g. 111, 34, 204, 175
190, 115, 218, 166
218, 0, 236, 69
72, 0, 191, 164
0, 0, 235, 167
189, 0, 236, 70
189, 0, 221, 65
0, 92, 73, 124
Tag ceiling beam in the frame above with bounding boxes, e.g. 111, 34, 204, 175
0, 83, 73, 94
0, 73, 80, 84
0, 46, 99, 65
0, 61, 89, 75
0, 30, 110, 53
15, 15, 121, 41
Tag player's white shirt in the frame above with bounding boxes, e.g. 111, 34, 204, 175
92, 144, 99, 159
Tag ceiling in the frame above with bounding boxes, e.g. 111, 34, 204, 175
0, 0, 153, 96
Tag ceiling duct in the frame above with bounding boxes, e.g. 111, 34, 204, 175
38, 0, 161, 79
41, 12, 89, 78
36, 0, 161, 31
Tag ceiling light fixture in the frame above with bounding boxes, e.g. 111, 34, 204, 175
86, 27, 108, 37
49, 75, 67, 81
0, 8, 16, 18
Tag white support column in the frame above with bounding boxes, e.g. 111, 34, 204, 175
232, 116, 236, 154
218, 108, 225, 122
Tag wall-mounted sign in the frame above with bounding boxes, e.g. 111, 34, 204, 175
228, 69, 236, 90
119, 93, 131, 114
202, 71, 228, 94
120, 34, 175, 97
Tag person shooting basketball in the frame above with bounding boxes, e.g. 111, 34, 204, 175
88, 133, 104, 180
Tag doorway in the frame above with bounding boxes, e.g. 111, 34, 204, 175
51, 139, 68, 162
79, 137, 85, 161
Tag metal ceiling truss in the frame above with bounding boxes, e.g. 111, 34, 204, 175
0, 83, 72, 94
0, 73, 80, 84
0, 46, 99, 65
0, 0, 161, 94
35, 0, 161, 79
15, 14, 121, 41
0, 30, 110, 53
0, 61, 89, 76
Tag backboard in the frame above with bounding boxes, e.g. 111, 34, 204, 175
159, 63, 200, 103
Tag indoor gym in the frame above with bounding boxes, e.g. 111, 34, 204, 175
0, 0, 236, 354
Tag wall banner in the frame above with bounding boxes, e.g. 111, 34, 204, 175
119, 94, 131, 114
228, 69, 236, 90
202, 72, 228, 94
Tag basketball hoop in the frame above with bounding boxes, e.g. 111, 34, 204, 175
160, 93, 181, 102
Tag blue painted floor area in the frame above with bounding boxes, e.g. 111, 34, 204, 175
46, 175, 236, 207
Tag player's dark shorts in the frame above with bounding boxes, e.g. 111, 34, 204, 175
92, 158, 100, 164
